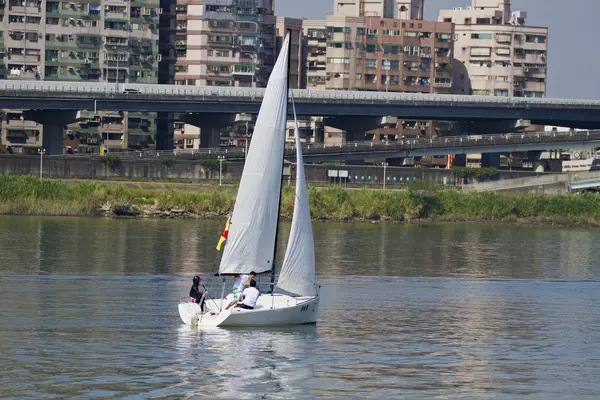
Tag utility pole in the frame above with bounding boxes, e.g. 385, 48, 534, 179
382, 161, 388, 191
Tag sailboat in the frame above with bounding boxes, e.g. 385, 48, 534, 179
178, 33, 320, 327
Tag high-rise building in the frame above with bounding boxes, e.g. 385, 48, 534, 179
171, 0, 275, 88
0, 0, 161, 153
170, 0, 277, 150
438, 0, 548, 98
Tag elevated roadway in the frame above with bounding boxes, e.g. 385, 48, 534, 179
2, 80, 600, 127
54, 130, 600, 163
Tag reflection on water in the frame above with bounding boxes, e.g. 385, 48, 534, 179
1, 217, 600, 280
1, 217, 600, 398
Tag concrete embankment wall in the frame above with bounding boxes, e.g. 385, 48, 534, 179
462, 170, 600, 195
0, 155, 543, 187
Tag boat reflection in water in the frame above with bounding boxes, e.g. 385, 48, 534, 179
172, 324, 318, 398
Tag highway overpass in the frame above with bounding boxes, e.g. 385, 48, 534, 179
2, 80, 600, 128
57, 130, 600, 168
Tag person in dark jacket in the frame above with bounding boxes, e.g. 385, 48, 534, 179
189, 276, 207, 312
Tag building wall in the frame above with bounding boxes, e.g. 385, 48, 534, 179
0, 0, 161, 153
333, 0, 394, 18
439, 1, 548, 98
276, 17, 303, 89
396, 0, 424, 20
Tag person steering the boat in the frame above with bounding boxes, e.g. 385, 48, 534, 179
226, 271, 256, 309
189, 276, 207, 312
233, 279, 260, 310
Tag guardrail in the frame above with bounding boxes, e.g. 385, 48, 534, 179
2, 79, 600, 108
50, 130, 600, 161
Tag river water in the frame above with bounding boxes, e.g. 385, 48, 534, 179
1, 216, 599, 399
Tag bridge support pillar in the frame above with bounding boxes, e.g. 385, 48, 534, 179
452, 154, 467, 167
181, 113, 237, 148
23, 110, 79, 155
481, 153, 501, 169
324, 117, 383, 142
156, 112, 174, 150
325, 117, 384, 165
529, 151, 547, 172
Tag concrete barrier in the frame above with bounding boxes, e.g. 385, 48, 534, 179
0, 155, 543, 187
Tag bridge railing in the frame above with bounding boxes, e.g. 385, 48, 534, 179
50, 130, 600, 161
2, 79, 600, 108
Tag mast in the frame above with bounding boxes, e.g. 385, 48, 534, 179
269, 29, 292, 293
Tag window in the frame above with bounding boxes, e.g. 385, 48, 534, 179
464, 18, 472, 25
496, 33, 511, 43
382, 29, 400, 36
382, 45, 401, 55
525, 35, 546, 43
233, 64, 253, 73
330, 26, 350, 33
470, 47, 491, 57
327, 42, 352, 49
437, 33, 452, 42
496, 47, 510, 56
443, 18, 452, 23
366, 43, 378, 53
476, 18, 491, 24
366, 59, 377, 68
472, 89, 490, 95
384, 60, 399, 70
495, 89, 509, 97
470, 60, 491, 67
471, 33, 492, 39
524, 91, 544, 98
405, 31, 418, 37
215, 51, 229, 57
327, 57, 350, 64
366, 29, 378, 37
494, 61, 510, 67
355, 73, 362, 81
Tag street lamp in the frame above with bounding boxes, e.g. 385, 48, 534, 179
218, 155, 226, 187
38, 148, 45, 179
382, 161, 388, 191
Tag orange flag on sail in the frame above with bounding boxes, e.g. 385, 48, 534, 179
216, 217, 231, 251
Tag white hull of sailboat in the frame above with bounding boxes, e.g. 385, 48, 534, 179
178, 294, 319, 328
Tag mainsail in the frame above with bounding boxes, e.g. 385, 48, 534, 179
277, 95, 317, 297
218, 34, 290, 275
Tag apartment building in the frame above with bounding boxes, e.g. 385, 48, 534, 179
439, 0, 548, 98
172, 0, 275, 88
302, 20, 327, 90
0, 0, 161, 153
171, 0, 276, 150
302, 12, 453, 140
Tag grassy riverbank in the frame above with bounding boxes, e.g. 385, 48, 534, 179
1, 174, 600, 226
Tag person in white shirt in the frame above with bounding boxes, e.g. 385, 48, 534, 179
226, 271, 256, 310
235, 279, 260, 310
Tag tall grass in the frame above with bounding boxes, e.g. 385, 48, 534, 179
1, 174, 600, 225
